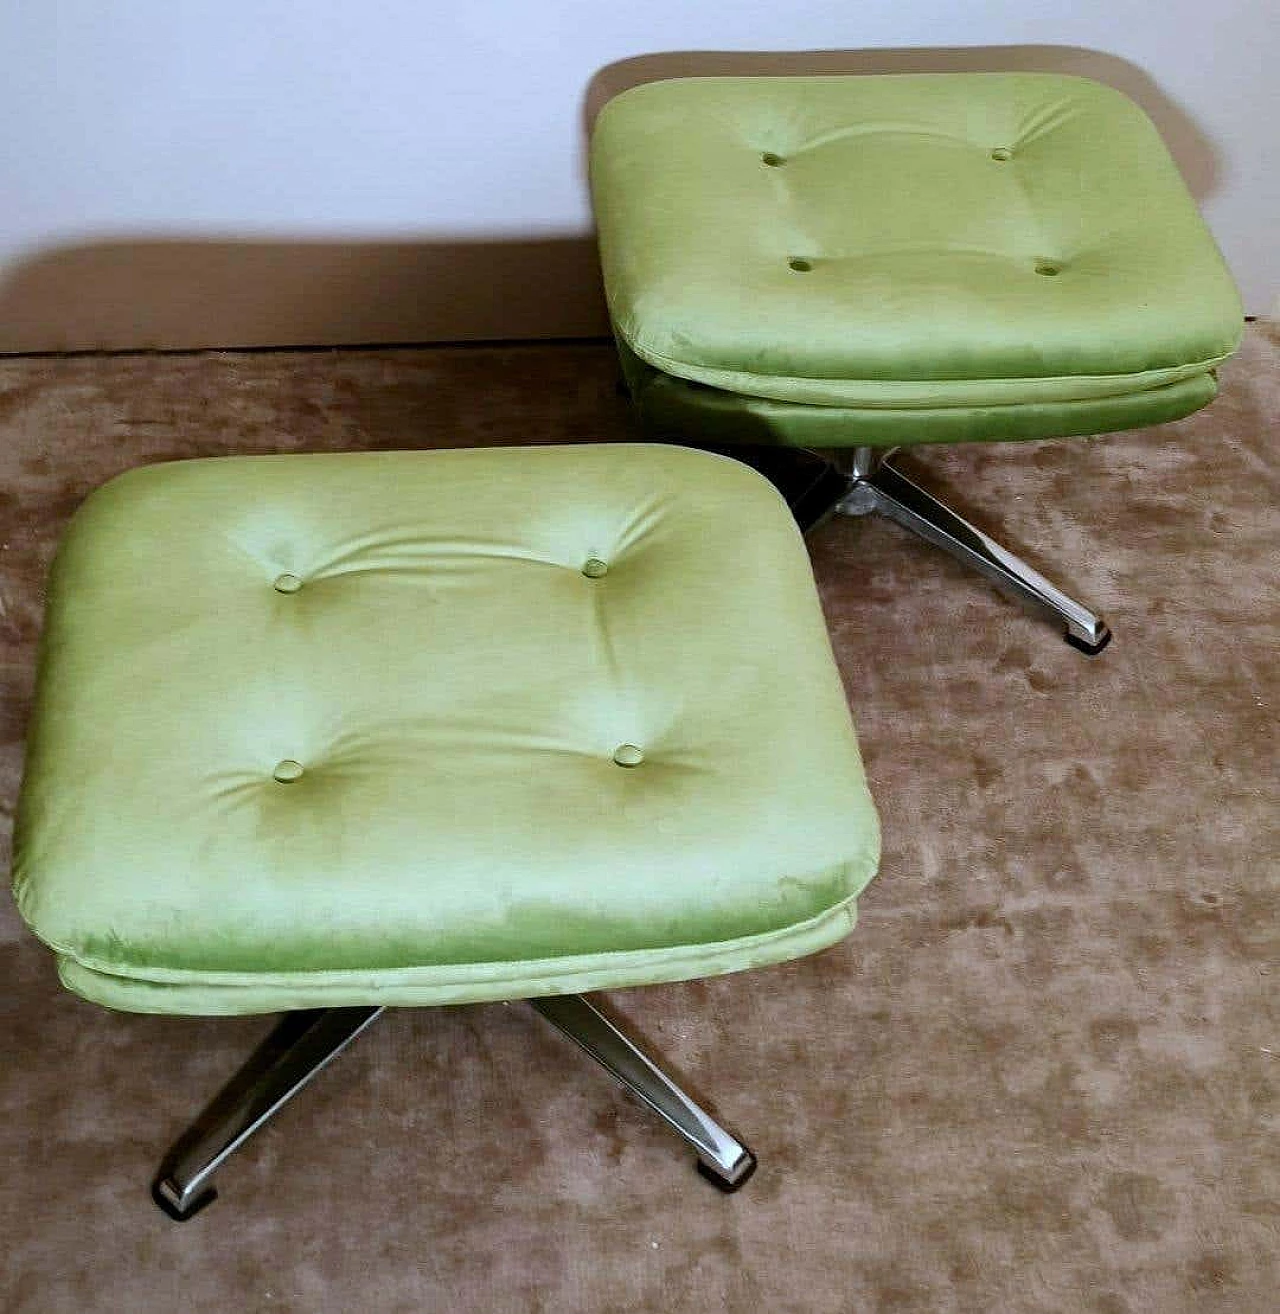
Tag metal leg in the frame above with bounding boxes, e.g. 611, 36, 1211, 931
835, 447, 1112, 653
530, 994, 757, 1192
151, 1006, 384, 1220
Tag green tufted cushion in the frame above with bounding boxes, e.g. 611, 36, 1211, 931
592, 74, 1242, 440
12, 445, 879, 1015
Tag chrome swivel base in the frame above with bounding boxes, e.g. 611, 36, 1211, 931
151, 996, 755, 1219
831, 447, 1112, 654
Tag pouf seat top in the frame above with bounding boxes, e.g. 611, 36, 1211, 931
592, 73, 1242, 423
12, 445, 879, 1014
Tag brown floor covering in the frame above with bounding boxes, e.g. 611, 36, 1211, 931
0, 328, 1276, 1313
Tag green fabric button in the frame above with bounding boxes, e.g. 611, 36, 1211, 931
582, 558, 609, 578
273, 573, 303, 594
990, 147, 1012, 161
612, 744, 644, 768
272, 759, 305, 783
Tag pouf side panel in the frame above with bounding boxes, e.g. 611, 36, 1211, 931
634, 365, 1221, 449
54, 895, 863, 1016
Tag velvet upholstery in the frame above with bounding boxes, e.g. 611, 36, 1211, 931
592, 73, 1243, 445
12, 444, 879, 1014
621, 340, 1221, 449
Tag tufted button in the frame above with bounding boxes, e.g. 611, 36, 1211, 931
990, 147, 1012, 162
1035, 260, 1062, 277
788, 258, 813, 273
582, 558, 609, 579
612, 744, 644, 768
272, 759, 305, 783
273, 573, 303, 594
761, 152, 784, 167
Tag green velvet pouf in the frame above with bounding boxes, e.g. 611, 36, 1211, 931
592, 73, 1243, 446
12, 444, 879, 1014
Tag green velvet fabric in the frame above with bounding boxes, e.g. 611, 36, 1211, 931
624, 341, 1221, 449
592, 74, 1242, 441
12, 445, 879, 1015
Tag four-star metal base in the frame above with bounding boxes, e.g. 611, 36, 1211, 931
151, 996, 755, 1220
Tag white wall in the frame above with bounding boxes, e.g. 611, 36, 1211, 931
1, 1, 1275, 350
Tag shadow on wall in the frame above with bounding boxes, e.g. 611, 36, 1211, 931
0, 236, 609, 354
0, 45, 1218, 354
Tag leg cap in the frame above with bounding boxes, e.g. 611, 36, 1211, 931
696, 1151, 758, 1194
1064, 624, 1113, 656
152, 1179, 218, 1222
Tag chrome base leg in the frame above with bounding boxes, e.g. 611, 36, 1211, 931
152, 994, 755, 1220
530, 994, 757, 1192
151, 1006, 384, 1220
834, 448, 1111, 653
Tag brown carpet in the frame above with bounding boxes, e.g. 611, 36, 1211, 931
1, 329, 1276, 1313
